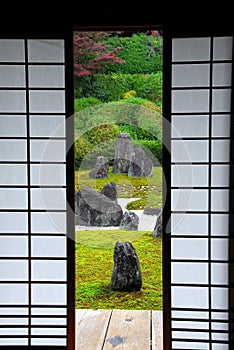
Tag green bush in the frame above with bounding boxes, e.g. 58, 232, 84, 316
75, 123, 120, 170
74, 73, 162, 107
74, 97, 102, 112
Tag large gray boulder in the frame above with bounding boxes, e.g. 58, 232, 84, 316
120, 210, 139, 230
110, 242, 142, 292
75, 186, 123, 226
112, 133, 133, 174
128, 146, 153, 177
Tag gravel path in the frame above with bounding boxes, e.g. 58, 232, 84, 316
75, 198, 158, 231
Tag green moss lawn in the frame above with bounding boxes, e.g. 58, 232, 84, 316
75, 230, 162, 310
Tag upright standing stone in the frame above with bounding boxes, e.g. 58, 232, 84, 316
128, 146, 153, 177
112, 133, 133, 174
110, 242, 142, 292
101, 182, 117, 201
152, 210, 162, 237
89, 156, 109, 179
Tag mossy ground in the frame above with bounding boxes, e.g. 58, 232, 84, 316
75, 230, 162, 310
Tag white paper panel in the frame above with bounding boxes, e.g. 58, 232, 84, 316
31, 338, 66, 346
30, 115, 65, 137
172, 165, 208, 187
172, 341, 209, 349
31, 260, 66, 281
212, 322, 229, 331
212, 140, 230, 162
172, 64, 209, 87
171, 238, 208, 260
31, 308, 67, 315
172, 262, 208, 284
0, 213, 27, 233
0, 308, 28, 315
212, 114, 231, 137
0, 284, 28, 304
213, 37, 233, 60
212, 312, 228, 320
172, 37, 210, 62
212, 89, 232, 112
31, 317, 67, 325
211, 214, 229, 236
172, 140, 208, 162
31, 284, 67, 305
172, 320, 209, 329
172, 331, 209, 340
0, 39, 25, 62
28, 65, 65, 88
211, 263, 228, 285
213, 63, 232, 86
0, 65, 25, 87
211, 239, 228, 260
31, 328, 67, 336
0, 339, 28, 346
172, 90, 210, 113
0, 164, 27, 185
0, 189, 27, 209
172, 115, 209, 138
31, 212, 66, 234
211, 288, 228, 309
0, 115, 26, 136
28, 40, 64, 62
0, 237, 28, 257
31, 164, 66, 186
211, 190, 229, 212
0, 317, 28, 325
172, 311, 209, 319
211, 165, 229, 187
30, 140, 66, 162
172, 286, 209, 308
0, 328, 28, 335
212, 332, 228, 341
212, 343, 228, 350
31, 237, 66, 258
171, 213, 208, 235
0, 90, 26, 112
172, 189, 208, 212
31, 189, 66, 210
29, 91, 65, 113
0, 140, 27, 161
0, 260, 28, 281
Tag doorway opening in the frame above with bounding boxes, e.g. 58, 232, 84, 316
73, 28, 163, 348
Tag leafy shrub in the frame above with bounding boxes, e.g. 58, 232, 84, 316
74, 97, 102, 112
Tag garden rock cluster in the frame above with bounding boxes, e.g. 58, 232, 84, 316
75, 183, 139, 229
88, 132, 153, 179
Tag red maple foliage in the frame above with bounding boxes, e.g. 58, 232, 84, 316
73, 31, 125, 77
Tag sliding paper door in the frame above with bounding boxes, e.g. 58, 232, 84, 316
170, 35, 233, 349
0, 38, 75, 349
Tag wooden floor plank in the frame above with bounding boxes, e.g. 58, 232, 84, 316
102, 309, 151, 350
76, 309, 112, 350
152, 311, 163, 350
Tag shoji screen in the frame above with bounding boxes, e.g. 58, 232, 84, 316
170, 36, 233, 349
0, 39, 74, 348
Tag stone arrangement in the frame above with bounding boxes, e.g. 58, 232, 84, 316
88, 132, 153, 179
